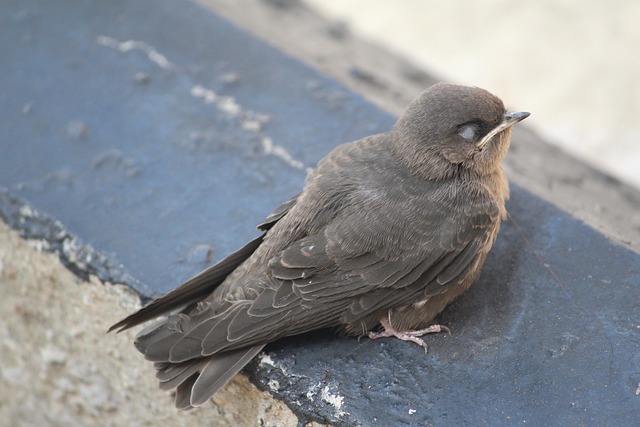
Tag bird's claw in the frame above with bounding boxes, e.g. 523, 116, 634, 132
368, 319, 451, 353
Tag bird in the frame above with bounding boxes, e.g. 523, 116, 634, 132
109, 82, 529, 409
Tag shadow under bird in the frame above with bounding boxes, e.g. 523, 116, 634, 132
110, 82, 529, 409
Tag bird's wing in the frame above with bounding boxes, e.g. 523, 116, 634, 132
257, 193, 300, 231
276, 187, 501, 324
108, 194, 300, 333
136, 185, 500, 362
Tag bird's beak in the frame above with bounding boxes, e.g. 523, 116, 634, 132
476, 111, 530, 149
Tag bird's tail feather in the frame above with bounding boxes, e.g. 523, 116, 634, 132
108, 235, 264, 333
153, 345, 265, 409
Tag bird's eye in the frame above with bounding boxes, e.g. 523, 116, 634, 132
458, 124, 479, 141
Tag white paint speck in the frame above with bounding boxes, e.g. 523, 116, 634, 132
267, 379, 280, 392
636, 383, 640, 396
258, 352, 288, 375
190, 85, 240, 116
258, 353, 275, 367
96, 36, 176, 70
242, 119, 263, 132
216, 95, 241, 116
261, 137, 305, 170
320, 385, 346, 417
409, 409, 417, 415
19, 205, 35, 218
190, 85, 217, 104
305, 382, 348, 418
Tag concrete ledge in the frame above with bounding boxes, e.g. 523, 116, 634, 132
2, 0, 639, 425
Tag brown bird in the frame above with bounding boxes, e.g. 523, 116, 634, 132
110, 83, 529, 409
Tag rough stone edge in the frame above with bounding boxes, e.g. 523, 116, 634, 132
199, 0, 640, 252
0, 189, 328, 426
0, 187, 149, 299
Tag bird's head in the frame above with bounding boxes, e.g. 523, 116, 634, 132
392, 83, 529, 180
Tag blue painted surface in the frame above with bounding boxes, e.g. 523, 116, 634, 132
0, 0, 392, 296
1, 0, 639, 425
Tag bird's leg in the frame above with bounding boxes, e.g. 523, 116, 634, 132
368, 315, 451, 353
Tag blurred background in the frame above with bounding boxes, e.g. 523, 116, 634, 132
305, 0, 640, 190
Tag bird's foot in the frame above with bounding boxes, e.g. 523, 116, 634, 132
368, 317, 451, 353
